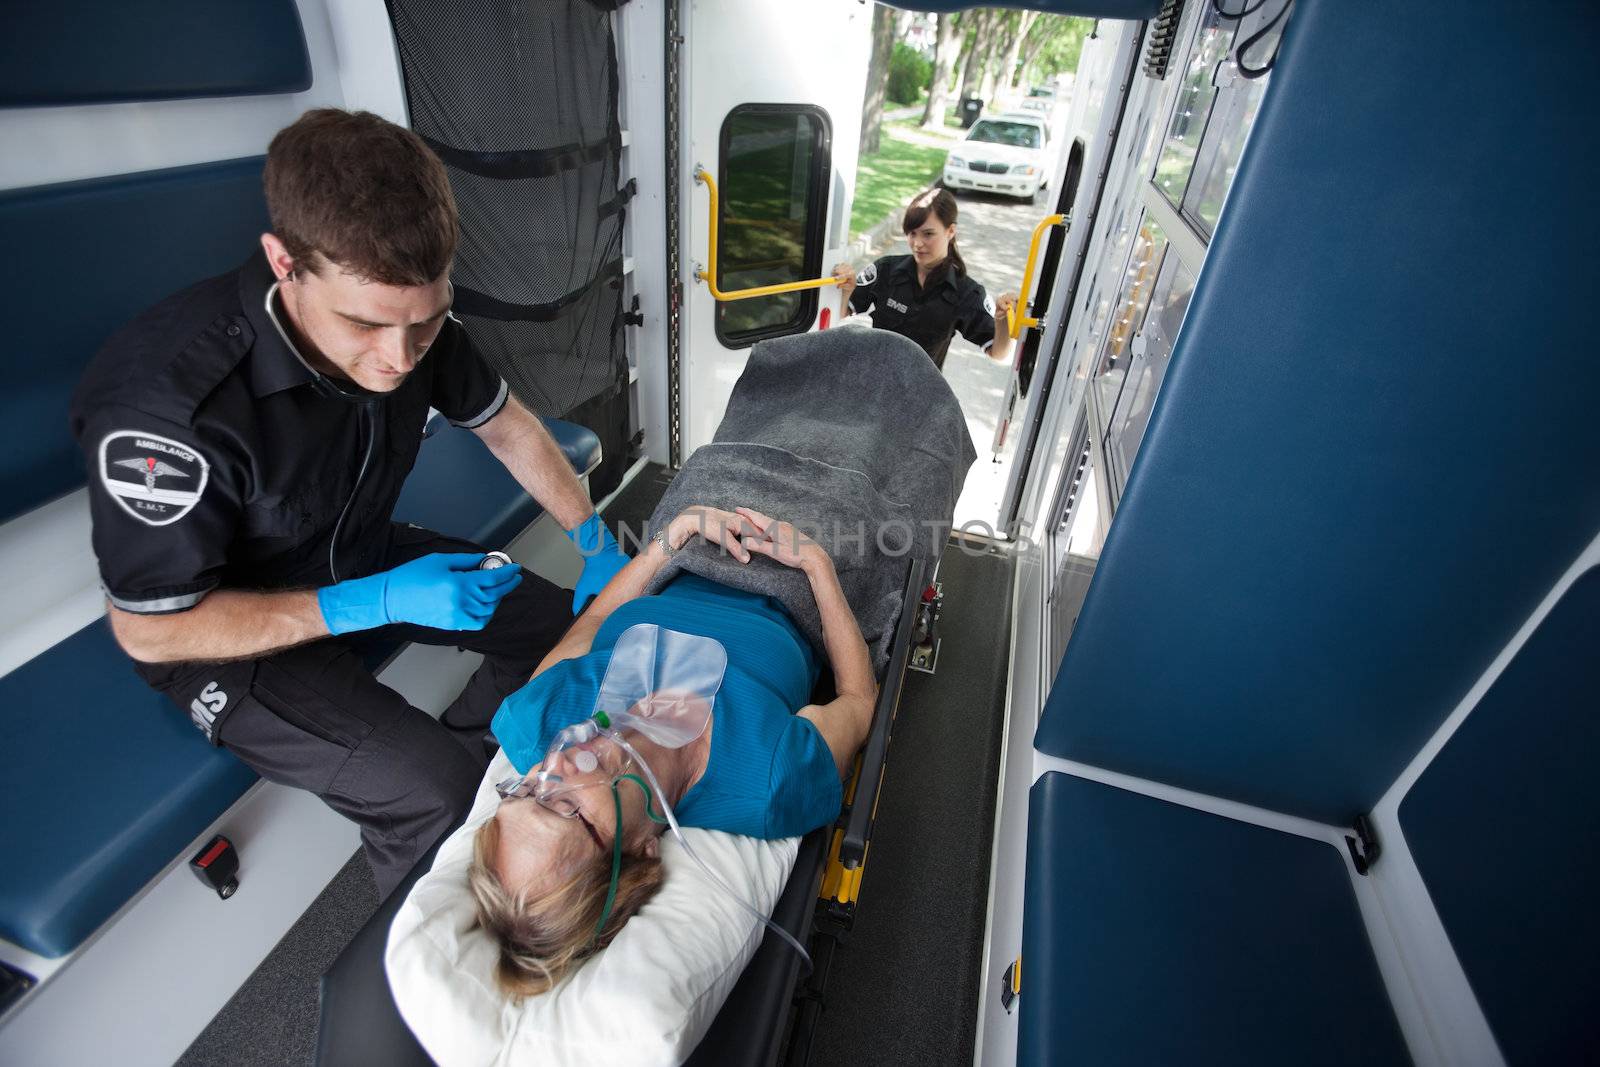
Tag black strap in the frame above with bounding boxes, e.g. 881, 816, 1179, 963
453, 257, 625, 323
421, 132, 618, 181
599, 178, 638, 221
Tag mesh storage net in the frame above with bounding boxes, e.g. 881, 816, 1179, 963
389, 0, 633, 495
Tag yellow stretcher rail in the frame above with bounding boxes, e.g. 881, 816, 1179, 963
1006, 212, 1069, 339
694, 166, 844, 302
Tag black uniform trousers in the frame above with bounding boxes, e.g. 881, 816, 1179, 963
138, 526, 571, 898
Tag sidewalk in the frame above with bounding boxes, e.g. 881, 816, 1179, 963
847, 113, 963, 259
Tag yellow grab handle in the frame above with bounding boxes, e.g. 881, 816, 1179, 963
1008, 213, 1068, 339
694, 167, 843, 302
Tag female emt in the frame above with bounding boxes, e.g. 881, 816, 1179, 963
832, 188, 1019, 371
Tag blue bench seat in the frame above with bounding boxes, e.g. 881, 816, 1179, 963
1020, 772, 1409, 1066
0, 417, 599, 960
0, 620, 258, 959
393, 414, 601, 548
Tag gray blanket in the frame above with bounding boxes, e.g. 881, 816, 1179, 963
644, 327, 976, 671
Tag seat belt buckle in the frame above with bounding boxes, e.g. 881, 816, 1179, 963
189, 834, 240, 899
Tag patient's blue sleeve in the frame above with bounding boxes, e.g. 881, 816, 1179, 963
766, 716, 846, 840
491, 655, 606, 774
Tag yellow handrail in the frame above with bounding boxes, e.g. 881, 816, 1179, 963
694, 166, 843, 302
1006, 213, 1069, 339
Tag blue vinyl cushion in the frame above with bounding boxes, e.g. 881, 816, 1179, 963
0, 0, 310, 107
1399, 567, 1600, 1064
0, 157, 271, 521
1036, 0, 1600, 822
1020, 772, 1409, 1066
393, 414, 601, 549
0, 620, 258, 958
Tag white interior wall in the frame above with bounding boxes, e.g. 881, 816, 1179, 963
614, 1, 670, 465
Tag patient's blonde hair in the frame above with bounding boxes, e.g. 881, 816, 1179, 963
468, 814, 666, 999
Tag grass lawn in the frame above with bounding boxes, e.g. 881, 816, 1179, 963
849, 115, 962, 242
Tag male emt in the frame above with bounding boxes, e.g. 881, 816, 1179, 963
69, 110, 628, 895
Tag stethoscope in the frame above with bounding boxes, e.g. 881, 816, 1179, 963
264, 277, 462, 582
263, 280, 388, 583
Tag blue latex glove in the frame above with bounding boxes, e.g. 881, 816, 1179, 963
318, 552, 523, 636
565, 512, 629, 615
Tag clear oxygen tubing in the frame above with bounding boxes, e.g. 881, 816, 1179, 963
601, 727, 814, 976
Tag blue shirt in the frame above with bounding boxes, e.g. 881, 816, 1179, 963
491, 574, 844, 839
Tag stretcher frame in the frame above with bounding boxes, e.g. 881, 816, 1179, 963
314, 558, 930, 1066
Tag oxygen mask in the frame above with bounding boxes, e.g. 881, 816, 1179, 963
494, 623, 726, 811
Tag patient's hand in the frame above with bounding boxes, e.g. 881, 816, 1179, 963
734, 508, 826, 572
667, 505, 754, 563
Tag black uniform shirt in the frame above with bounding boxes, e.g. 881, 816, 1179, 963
847, 253, 997, 370
69, 251, 509, 614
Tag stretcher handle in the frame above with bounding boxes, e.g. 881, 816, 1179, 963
838, 557, 930, 870
1006, 213, 1069, 339
693, 166, 844, 302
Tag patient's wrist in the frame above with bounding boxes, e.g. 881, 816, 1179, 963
799, 547, 835, 580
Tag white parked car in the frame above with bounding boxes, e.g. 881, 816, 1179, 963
942, 113, 1050, 201
1018, 85, 1056, 120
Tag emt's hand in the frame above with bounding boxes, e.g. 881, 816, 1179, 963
565, 513, 629, 615
994, 291, 1019, 326
317, 552, 523, 636
831, 262, 857, 300
666, 505, 755, 562
734, 507, 827, 571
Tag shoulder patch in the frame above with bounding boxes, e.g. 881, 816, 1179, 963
856, 262, 878, 287
98, 430, 210, 526
983, 290, 996, 317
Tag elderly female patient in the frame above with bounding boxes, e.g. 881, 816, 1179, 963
470, 503, 874, 996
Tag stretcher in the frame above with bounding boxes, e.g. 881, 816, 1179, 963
315, 556, 933, 1066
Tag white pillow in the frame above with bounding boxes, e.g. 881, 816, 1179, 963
385, 750, 800, 1067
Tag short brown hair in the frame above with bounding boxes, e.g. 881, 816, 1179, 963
264, 108, 458, 286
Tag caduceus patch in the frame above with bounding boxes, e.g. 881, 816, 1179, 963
97, 430, 210, 526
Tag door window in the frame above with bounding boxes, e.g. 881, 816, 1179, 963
714, 105, 831, 346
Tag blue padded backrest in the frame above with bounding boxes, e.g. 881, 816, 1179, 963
393, 415, 602, 549
1399, 567, 1599, 1063
0, 158, 270, 520
0, 0, 309, 107
1036, 0, 1600, 822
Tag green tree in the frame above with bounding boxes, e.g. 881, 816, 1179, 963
998, 10, 1042, 96
1022, 16, 1095, 86
887, 43, 932, 106
858, 3, 897, 156
957, 9, 996, 103
921, 12, 962, 128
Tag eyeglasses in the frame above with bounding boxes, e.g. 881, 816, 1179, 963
495, 771, 618, 853
537, 789, 610, 853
